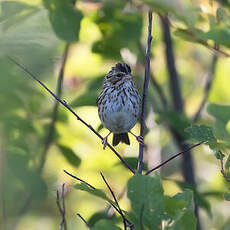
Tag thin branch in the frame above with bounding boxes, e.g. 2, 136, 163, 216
63, 170, 96, 190
8, 57, 135, 174
38, 43, 70, 173
100, 172, 127, 230
138, 42, 168, 110
57, 184, 67, 230
220, 158, 230, 182
77, 213, 92, 230
193, 53, 218, 122
137, 11, 153, 174
146, 142, 203, 175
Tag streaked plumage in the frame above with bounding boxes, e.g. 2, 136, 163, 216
97, 63, 141, 147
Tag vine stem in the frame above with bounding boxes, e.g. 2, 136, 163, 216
137, 11, 153, 174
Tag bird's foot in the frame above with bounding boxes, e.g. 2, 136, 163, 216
136, 135, 144, 146
102, 131, 112, 150
129, 131, 145, 146
102, 136, 108, 150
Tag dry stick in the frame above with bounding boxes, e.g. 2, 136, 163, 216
8, 57, 135, 175
76, 213, 92, 229
39, 43, 70, 173
57, 184, 67, 230
220, 158, 230, 182
137, 11, 153, 174
193, 53, 218, 122
64, 170, 126, 220
100, 172, 134, 230
146, 141, 203, 175
7, 44, 70, 230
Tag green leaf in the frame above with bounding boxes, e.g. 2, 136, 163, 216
127, 174, 164, 230
92, 219, 122, 230
92, 1, 143, 59
47, 3, 83, 42
140, 0, 198, 26
223, 192, 230, 201
115, 157, 148, 171
225, 155, 230, 171
74, 183, 117, 208
216, 8, 230, 24
88, 212, 110, 227
164, 196, 187, 217
58, 145, 81, 167
185, 125, 216, 142
207, 103, 230, 141
165, 190, 197, 230
199, 26, 230, 49
70, 90, 98, 107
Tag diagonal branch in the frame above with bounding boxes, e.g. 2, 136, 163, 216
63, 170, 96, 190
64, 170, 127, 219
145, 142, 203, 175
193, 53, 218, 122
8, 57, 135, 174
7, 43, 70, 230
137, 11, 153, 174
220, 158, 230, 182
38, 43, 70, 173
76, 213, 92, 230
100, 172, 131, 230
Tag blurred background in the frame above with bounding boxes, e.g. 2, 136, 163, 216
1, 0, 230, 229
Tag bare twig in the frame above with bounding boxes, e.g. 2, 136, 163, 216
100, 172, 129, 230
193, 53, 218, 122
146, 142, 203, 175
8, 57, 135, 174
137, 11, 153, 174
38, 43, 70, 173
77, 213, 92, 229
57, 184, 67, 230
220, 158, 230, 182
63, 170, 96, 190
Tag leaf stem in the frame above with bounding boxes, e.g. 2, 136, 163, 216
146, 142, 203, 175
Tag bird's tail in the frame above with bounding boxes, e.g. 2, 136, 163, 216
112, 133, 130, 146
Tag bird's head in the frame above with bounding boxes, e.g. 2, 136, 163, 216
105, 63, 132, 85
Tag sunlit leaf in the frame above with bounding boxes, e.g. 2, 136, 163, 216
127, 174, 164, 229
44, 0, 83, 42
185, 125, 216, 142
74, 183, 118, 208
58, 145, 81, 167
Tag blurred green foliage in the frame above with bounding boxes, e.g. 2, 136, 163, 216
1, 0, 230, 230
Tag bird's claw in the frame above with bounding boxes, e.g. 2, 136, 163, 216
136, 135, 144, 146
102, 137, 108, 150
